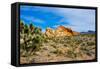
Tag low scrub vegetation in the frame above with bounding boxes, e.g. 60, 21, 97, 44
20, 21, 96, 64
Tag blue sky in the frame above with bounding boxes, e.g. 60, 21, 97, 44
20, 5, 95, 32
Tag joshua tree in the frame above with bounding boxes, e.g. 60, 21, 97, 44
24, 24, 29, 34
31, 34, 44, 51
29, 23, 34, 33
20, 20, 24, 33
34, 27, 42, 34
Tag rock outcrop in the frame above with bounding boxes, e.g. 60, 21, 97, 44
45, 26, 79, 38
45, 28, 55, 38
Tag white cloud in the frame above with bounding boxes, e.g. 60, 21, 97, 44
21, 15, 45, 24
54, 8, 95, 32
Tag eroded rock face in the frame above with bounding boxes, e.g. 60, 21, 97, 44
73, 31, 80, 35
45, 28, 55, 38
45, 26, 80, 38
55, 26, 73, 37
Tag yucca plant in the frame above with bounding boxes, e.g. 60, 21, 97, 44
24, 24, 29, 34
20, 20, 24, 33
29, 23, 34, 34
34, 27, 42, 34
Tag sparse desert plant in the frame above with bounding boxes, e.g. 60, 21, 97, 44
67, 50, 77, 58
51, 49, 63, 55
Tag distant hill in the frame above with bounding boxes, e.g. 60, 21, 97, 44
81, 30, 95, 34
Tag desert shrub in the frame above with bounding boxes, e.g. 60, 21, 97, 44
63, 44, 68, 47
80, 42, 86, 46
67, 50, 77, 58
80, 45, 95, 57
87, 42, 95, 46
52, 49, 62, 55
